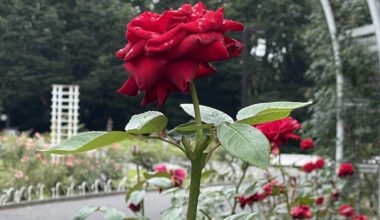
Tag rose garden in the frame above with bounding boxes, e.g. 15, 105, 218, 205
0, 1, 379, 220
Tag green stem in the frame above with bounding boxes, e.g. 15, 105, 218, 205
186, 81, 206, 220
231, 162, 249, 214
278, 153, 291, 217
136, 161, 145, 216
187, 154, 203, 220
189, 81, 203, 143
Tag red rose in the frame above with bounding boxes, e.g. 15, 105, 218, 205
116, 2, 244, 106
290, 205, 313, 219
303, 162, 316, 173
300, 138, 314, 150
170, 168, 187, 187
331, 191, 340, 202
128, 203, 141, 212
255, 117, 301, 154
153, 164, 187, 187
237, 193, 266, 209
338, 163, 354, 177
237, 195, 247, 209
263, 179, 285, 196
315, 196, 324, 205
337, 204, 355, 217
314, 158, 325, 169
353, 214, 368, 220
153, 164, 167, 172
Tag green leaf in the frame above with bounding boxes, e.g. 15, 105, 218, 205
128, 190, 145, 205
243, 182, 258, 197
236, 101, 312, 125
126, 182, 144, 203
180, 104, 234, 125
201, 169, 217, 181
125, 111, 168, 134
217, 123, 270, 170
293, 196, 314, 206
161, 206, 184, 220
146, 177, 172, 188
143, 171, 171, 180
224, 212, 256, 220
74, 205, 125, 220
39, 131, 132, 154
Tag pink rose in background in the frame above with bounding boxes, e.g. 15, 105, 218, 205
66, 155, 75, 167
35, 153, 42, 161
255, 117, 301, 154
353, 214, 368, 220
114, 163, 121, 172
300, 138, 314, 150
15, 170, 24, 179
20, 155, 29, 163
153, 164, 187, 187
263, 179, 285, 196
337, 204, 355, 217
290, 205, 312, 219
153, 164, 168, 173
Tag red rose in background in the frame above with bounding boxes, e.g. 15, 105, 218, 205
153, 164, 187, 187
170, 168, 187, 187
338, 163, 354, 177
337, 204, 355, 217
255, 117, 301, 154
314, 158, 325, 169
116, 2, 244, 106
128, 203, 141, 212
153, 164, 167, 172
263, 179, 285, 196
300, 138, 314, 150
236, 193, 266, 208
331, 191, 340, 202
353, 214, 368, 220
290, 205, 313, 219
303, 162, 316, 173
315, 196, 324, 205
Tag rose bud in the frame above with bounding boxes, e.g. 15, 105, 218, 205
338, 163, 354, 177
337, 204, 355, 217
300, 138, 314, 150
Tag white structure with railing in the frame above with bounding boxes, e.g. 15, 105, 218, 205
50, 84, 79, 145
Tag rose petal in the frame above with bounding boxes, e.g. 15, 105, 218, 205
156, 10, 186, 33
195, 62, 215, 79
146, 30, 187, 53
165, 32, 221, 60
224, 37, 245, 57
124, 40, 146, 61
117, 77, 139, 96
124, 57, 166, 89
190, 39, 229, 61
116, 44, 132, 59
165, 59, 199, 91
141, 87, 157, 106
223, 20, 244, 32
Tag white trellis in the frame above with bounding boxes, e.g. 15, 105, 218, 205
50, 84, 79, 145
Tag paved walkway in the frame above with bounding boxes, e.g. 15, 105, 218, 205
0, 192, 170, 220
